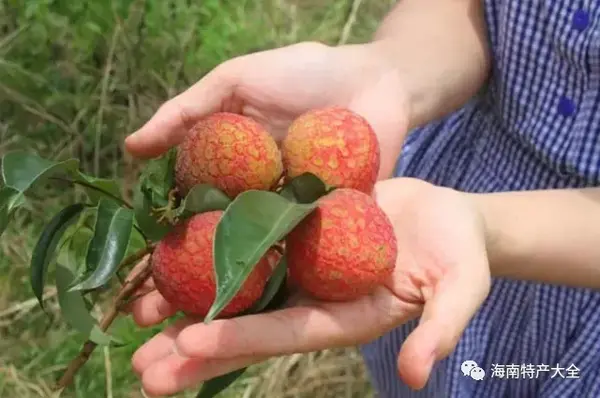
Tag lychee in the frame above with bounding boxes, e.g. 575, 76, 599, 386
286, 188, 397, 301
281, 107, 380, 195
175, 112, 283, 198
151, 211, 275, 318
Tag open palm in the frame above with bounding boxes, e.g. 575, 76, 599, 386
124, 41, 409, 180
128, 177, 492, 397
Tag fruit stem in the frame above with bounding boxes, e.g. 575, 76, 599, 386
53, 247, 155, 391
152, 188, 180, 224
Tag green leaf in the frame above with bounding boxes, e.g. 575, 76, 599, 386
139, 148, 177, 204
127, 225, 148, 255
196, 368, 247, 398
1, 151, 79, 193
74, 172, 123, 205
133, 185, 172, 242
164, 148, 177, 193
248, 254, 288, 313
69, 199, 134, 291
130, 149, 180, 242
30, 203, 85, 309
57, 224, 94, 280
0, 186, 25, 238
55, 264, 114, 346
176, 184, 231, 218
260, 277, 292, 313
205, 190, 317, 323
279, 172, 329, 204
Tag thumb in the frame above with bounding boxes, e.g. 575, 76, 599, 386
124, 59, 241, 159
396, 263, 490, 390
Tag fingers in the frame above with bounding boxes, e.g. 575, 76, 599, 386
132, 317, 264, 396
121, 258, 179, 326
140, 353, 263, 397
130, 290, 178, 327
397, 260, 491, 389
174, 286, 405, 360
120, 258, 171, 321
395, 318, 443, 390
124, 60, 240, 158
132, 318, 194, 375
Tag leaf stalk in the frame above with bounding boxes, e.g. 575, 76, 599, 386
50, 177, 133, 209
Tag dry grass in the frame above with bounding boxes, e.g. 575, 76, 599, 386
0, 0, 398, 396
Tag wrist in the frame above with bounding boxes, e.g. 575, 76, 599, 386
467, 191, 522, 280
365, 40, 429, 131
331, 42, 412, 179
333, 42, 411, 111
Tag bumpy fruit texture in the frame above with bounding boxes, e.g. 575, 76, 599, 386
281, 107, 380, 194
175, 112, 283, 198
151, 211, 274, 318
286, 188, 397, 301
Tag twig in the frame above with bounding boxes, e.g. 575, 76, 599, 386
0, 82, 76, 137
0, 24, 30, 51
54, 255, 154, 390
117, 287, 156, 310
49, 177, 133, 209
338, 0, 363, 45
49, 177, 150, 243
0, 289, 57, 318
120, 244, 155, 271
104, 345, 113, 398
95, 25, 121, 177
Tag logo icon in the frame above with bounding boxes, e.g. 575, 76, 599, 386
461, 360, 486, 380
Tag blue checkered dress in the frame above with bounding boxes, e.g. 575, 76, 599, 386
360, 1, 600, 397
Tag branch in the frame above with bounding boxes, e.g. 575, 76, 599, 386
51, 176, 150, 241
120, 244, 156, 271
54, 253, 155, 390
50, 177, 134, 209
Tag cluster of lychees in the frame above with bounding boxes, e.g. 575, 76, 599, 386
151, 107, 398, 318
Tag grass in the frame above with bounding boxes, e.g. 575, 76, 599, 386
0, 0, 395, 396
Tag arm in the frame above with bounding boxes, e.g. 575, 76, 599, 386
333, 0, 491, 178
474, 188, 600, 289
368, 0, 492, 130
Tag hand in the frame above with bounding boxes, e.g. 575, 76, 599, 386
124, 41, 410, 180
128, 177, 492, 397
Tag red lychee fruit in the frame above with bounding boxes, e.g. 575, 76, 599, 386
175, 112, 283, 198
286, 188, 397, 301
281, 107, 380, 195
151, 211, 275, 318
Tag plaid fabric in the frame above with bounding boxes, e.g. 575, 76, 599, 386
360, 1, 600, 397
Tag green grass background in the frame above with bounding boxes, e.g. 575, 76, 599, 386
0, 1, 395, 396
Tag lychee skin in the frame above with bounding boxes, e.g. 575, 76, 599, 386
286, 188, 397, 302
175, 112, 283, 198
151, 211, 274, 318
281, 107, 380, 195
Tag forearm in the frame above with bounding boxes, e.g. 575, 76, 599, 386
370, 0, 491, 130
474, 188, 600, 289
